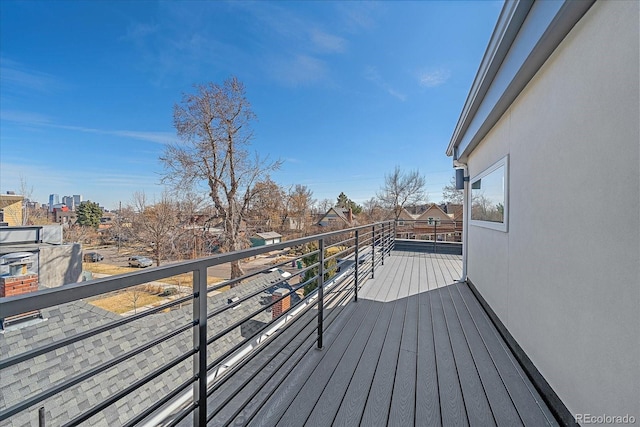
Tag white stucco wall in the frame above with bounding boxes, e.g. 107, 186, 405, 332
466, 0, 639, 420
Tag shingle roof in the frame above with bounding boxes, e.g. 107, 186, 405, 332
0, 271, 285, 426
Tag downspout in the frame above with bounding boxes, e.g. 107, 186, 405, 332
454, 159, 469, 282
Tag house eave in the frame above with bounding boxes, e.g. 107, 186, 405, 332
446, 0, 595, 162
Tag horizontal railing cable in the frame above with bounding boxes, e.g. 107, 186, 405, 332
165, 402, 197, 427
241, 273, 360, 425
203, 284, 318, 375
0, 221, 395, 425
2, 222, 390, 317
207, 269, 357, 424
0, 293, 193, 371
0, 321, 194, 420
63, 349, 197, 427
206, 262, 320, 321
122, 376, 197, 427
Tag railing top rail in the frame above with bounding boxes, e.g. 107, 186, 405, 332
0, 221, 393, 318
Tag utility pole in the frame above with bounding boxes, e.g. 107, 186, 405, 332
117, 201, 122, 253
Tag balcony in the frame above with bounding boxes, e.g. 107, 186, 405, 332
0, 223, 558, 426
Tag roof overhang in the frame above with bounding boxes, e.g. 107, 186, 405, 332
446, 0, 595, 163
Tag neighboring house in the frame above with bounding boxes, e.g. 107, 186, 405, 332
395, 207, 416, 225
53, 206, 76, 225
394, 206, 462, 242
394, 208, 418, 239
0, 194, 24, 226
446, 0, 638, 423
317, 207, 357, 228
0, 270, 289, 426
413, 204, 459, 241
250, 231, 282, 246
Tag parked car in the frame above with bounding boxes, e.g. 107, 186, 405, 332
128, 256, 152, 268
83, 252, 104, 262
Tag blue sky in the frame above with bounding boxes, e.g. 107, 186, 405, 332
0, 1, 501, 210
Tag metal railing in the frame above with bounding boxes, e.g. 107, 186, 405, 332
394, 218, 462, 242
0, 221, 394, 426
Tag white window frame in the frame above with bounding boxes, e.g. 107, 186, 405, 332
469, 155, 509, 232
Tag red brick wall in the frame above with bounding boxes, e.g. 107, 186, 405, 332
272, 289, 290, 319
0, 274, 39, 298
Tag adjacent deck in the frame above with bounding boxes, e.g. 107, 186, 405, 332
192, 252, 558, 426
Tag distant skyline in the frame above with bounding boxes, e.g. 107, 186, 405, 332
0, 1, 502, 210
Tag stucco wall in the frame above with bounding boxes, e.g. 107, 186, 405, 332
466, 0, 639, 420
39, 243, 83, 287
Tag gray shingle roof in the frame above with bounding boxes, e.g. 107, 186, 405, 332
0, 271, 286, 426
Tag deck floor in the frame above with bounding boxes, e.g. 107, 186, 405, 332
198, 252, 558, 426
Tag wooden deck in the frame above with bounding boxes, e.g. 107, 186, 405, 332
196, 252, 558, 426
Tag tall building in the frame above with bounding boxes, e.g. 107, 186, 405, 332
48, 194, 59, 212
62, 196, 74, 210
72, 195, 82, 209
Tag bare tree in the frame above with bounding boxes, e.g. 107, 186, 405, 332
131, 191, 178, 266
442, 176, 463, 204
170, 191, 209, 260
361, 197, 389, 223
249, 177, 285, 231
377, 166, 427, 220
18, 175, 33, 225
284, 184, 315, 233
64, 223, 93, 244
315, 198, 333, 214
162, 77, 281, 278
107, 203, 134, 252
127, 285, 144, 315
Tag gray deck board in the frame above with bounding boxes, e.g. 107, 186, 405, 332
431, 285, 468, 425
446, 284, 524, 427
439, 286, 496, 426
309, 256, 403, 427
205, 251, 559, 427
388, 251, 419, 426
456, 283, 558, 426
359, 257, 408, 426
273, 295, 372, 427
416, 290, 441, 426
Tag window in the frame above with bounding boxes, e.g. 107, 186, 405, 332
470, 156, 508, 232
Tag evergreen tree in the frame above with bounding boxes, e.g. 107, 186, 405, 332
76, 201, 102, 228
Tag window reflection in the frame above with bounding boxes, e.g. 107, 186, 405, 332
471, 165, 505, 223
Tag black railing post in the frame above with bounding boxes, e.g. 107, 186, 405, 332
317, 238, 325, 349
433, 221, 438, 253
354, 230, 359, 302
392, 220, 396, 250
381, 223, 385, 265
193, 267, 208, 426
38, 407, 44, 427
371, 224, 376, 279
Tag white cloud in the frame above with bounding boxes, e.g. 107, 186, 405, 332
419, 68, 451, 88
335, 2, 381, 32
1, 110, 176, 145
310, 29, 346, 53
0, 110, 51, 125
0, 58, 62, 93
271, 55, 328, 87
364, 66, 406, 101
